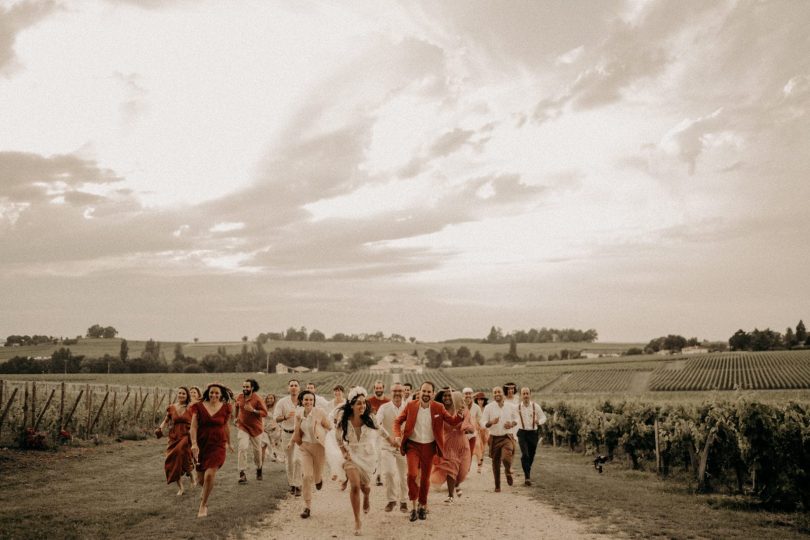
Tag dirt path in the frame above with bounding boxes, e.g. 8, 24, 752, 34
239, 458, 615, 540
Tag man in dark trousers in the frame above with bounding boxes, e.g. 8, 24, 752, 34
516, 387, 547, 486
393, 381, 463, 522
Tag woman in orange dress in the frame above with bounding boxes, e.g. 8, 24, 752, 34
190, 383, 234, 518
430, 390, 474, 502
156, 386, 194, 495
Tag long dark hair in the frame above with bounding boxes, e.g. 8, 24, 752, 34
176, 386, 190, 405
202, 383, 233, 402
297, 390, 315, 407
338, 392, 376, 442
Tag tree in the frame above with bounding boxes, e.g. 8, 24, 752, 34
308, 329, 326, 342
174, 343, 185, 361
86, 324, 104, 338
472, 350, 485, 365
663, 335, 688, 352
119, 339, 129, 363
505, 338, 519, 362
102, 326, 118, 338
242, 335, 248, 342
729, 329, 751, 351
486, 326, 504, 343
784, 327, 797, 349
796, 320, 807, 345
193, 337, 199, 343
409, 336, 416, 343
457, 346, 471, 359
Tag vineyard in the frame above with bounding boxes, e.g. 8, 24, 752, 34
649, 351, 810, 391
553, 369, 644, 393
536, 398, 810, 510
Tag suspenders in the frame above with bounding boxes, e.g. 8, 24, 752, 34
518, 402, 536, 430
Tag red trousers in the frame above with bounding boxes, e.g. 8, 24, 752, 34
405, 440, 436, 506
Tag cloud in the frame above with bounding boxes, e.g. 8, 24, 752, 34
0, 151, 123, 203
0, 0, 57, 75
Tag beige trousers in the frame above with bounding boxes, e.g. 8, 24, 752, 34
299, 441, 326, 505
237, 429, 262, 471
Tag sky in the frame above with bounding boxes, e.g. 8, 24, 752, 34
1, 0, 809, 344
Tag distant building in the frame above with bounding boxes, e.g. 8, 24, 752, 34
370, 352, 423, 375
275, 362, 311, 374
681, 346, 710, 355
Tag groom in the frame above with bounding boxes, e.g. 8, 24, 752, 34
393, 381, 463, 522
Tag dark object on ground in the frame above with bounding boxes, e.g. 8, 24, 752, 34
594, 455, 610, 473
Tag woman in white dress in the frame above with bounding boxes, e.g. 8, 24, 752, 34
331, 387, 379, 536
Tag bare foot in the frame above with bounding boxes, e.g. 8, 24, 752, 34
354, 521, 362, 536
176, 487, 185, 496
340, 479, 348, 491
197, 505, 208, 518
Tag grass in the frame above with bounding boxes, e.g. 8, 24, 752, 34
0, 436, 288, 539
528, 446, 810, 539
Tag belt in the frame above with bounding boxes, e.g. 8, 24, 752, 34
283, 428, 294, 434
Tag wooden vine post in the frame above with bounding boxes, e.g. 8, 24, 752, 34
109, 392, 117, 435
89, 391, 110, 433
58, 382, 65, 435
654, 417, 661, 475
34, 388, 56, 431
22, 383, 29, 433
85, 384, 93, 439
31, 382, 37, 429
63, 390, 85, 431
0, 388, 20, 439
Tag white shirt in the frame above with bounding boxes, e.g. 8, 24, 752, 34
314, 394, 330, 412
376, 400, 407, 442
273, 395, 299, 431
503, 395, 520, 435
480, 401, 518, 437
410, 404, 435, 444
516, 401, 547, 431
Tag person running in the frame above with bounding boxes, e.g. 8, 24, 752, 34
333, 387, 379, 536
375, 383, 409, 513
235, 378, 268, 484
393, 381, 463, 522
480, 386, 518, 492
156, 386, 195, 496
261, 393, 282, 465
189, 386, 202, 404
462, 387, 481, 462
190, 383, 234, 517
367, 380, 390, 486
328, 385, 346, 412
516, 387, 547, 486
430, 389, 474, 503
305, 382, 331, 411
472, 391, 489, 473
292, 390, 333, 519
402, 382, 413, 402
274, 379, 303, 496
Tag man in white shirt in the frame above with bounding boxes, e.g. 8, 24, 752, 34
273, 379, 302, 496
516, 387, 547, 486
376, 383, 409, 513
502, 382, 520, 435
305, 382, 331, 411
480, 386, 519, 492
462, 387, 481, 457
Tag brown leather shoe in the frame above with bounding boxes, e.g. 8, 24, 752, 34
300, 508, 310, 519
506, 474, 513, 486
400, 502, 409, 513
385, 501, 396, 512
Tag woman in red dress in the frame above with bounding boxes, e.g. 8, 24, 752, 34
430, 390, 474, 502
156, 386, 195, 495
190, 383, 234, 518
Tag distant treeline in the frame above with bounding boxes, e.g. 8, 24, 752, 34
484, 326, 598, 344
0, 342, 341, 375
729, 320, 807, 351
258, 328, 413, 343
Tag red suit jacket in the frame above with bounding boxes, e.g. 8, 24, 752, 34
393, 399, 462, 457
